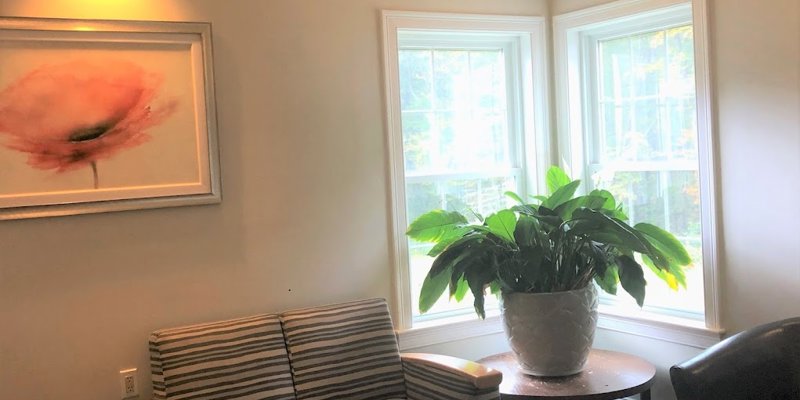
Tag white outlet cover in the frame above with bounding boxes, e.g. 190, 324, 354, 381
119, 368, 139, 399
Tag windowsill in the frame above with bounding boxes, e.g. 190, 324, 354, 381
398, 308, 724, 352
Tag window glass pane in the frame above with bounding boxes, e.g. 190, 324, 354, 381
401, 111, 433, 172
399, 50, 432, 111
433, 50, 469, 110
594, 24, 704, 318
399, 42, 519, 323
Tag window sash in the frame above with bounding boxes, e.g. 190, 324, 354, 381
553, 0, 720, 330
383, 11, 549, 330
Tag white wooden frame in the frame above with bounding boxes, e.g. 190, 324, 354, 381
0, 17, 221, 220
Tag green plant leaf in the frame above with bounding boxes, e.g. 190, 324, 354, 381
532, 206, 563, 227
543, 180, 581, 209
451, 276, 470, 302
635, 223, 692, 266
486, 210, 517, 244
504, 191, 525, 204
642, 254, 687, 290
514, 215, 538, 247
617, 255, 646, 307
554, 194, 606, 219
464, 259, 496, 319
419, 266, 452, 313
428, 235, 480, 277
594, 264, 619, 295
570, 208, 649, 253
427, 227, 470, 257
512, 204, 537, 215
589, 189, 616, 210
546, 166, 572, 194
406, 210, 468, 243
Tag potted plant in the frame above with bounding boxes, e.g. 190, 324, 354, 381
406, 166, 691, 376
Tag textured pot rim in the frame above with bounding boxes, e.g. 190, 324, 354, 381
502, 285, 596, 298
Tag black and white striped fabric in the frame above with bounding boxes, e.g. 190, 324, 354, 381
150, 314, 296, 400
279, 298, 407, 400
403, 360, 501, 400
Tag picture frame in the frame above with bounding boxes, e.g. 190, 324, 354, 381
0, 17, 221, 220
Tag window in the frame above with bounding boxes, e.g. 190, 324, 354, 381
383, 12, 549, 329
554, 0, 720, 330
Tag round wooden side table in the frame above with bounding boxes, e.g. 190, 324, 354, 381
478, 349, 656, 400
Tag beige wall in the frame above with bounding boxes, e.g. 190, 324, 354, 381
0, 1, 546, 399
1, 0, 798, 399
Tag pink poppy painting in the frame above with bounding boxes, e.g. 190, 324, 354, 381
0, 60, 177, 189
0, 18, 220, 220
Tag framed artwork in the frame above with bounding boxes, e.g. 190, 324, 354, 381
0, 17, 221, 220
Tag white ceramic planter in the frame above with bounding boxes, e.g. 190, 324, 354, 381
500, 285, 599, 376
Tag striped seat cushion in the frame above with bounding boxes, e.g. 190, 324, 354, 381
150, 314, 296, 400
280, 298, 407, 400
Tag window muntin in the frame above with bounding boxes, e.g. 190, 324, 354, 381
397, 36, 524, 322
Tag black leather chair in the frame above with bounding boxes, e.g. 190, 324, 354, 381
670, 317, 800, 400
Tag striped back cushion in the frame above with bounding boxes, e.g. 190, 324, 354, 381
150, 314, 296, 400
280, 298, 407, 400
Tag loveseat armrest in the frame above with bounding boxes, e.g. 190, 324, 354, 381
401, 353, 502, 400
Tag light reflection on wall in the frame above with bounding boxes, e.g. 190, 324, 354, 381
5, 0, 187, 20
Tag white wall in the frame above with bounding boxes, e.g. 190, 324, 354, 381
0, 1, 547, 399
1, 1, 798, 399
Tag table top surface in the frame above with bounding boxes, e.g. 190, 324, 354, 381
478, 349, 656, 400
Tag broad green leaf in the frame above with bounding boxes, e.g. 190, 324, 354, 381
617, 255, 646, 307
589, 189, 616, 210
514, 215, 538, 247
486, 210, 517, 244
419, 266, 452, 313
594, 264, 619, 295
543, 180, 581, 209
642, 255, 687, 290
504, 191, 525, 204
635, 223, 692, 265
489, 281, 502, 296
642, 255, 678, 290
427, 227, 470, 257
546, 166, 572, 194
406, 210, 467, 243
451, 276, 470, 301
571, 209, 649, 253
532, 206, 563, 227
511, 204, 537, 215
554, 195, 606, 219
428, 235, 480, 277
465, 261, 496, 319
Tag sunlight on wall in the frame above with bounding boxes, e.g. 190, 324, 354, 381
11, 0, 187, 20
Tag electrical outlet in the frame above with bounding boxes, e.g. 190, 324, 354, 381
119, 368, 139, 399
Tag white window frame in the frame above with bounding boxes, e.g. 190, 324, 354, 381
381, 11, 550, 334
553, 0, 722, 343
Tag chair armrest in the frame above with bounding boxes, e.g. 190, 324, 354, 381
401, 353, 502, 400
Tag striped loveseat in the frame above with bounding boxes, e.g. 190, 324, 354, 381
150, 298, 502, 400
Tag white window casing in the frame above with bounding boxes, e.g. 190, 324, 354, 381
553, 0, 722, 340
382, 11, 550, 331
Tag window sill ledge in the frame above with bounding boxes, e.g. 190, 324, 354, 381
398, 310, 724, 352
